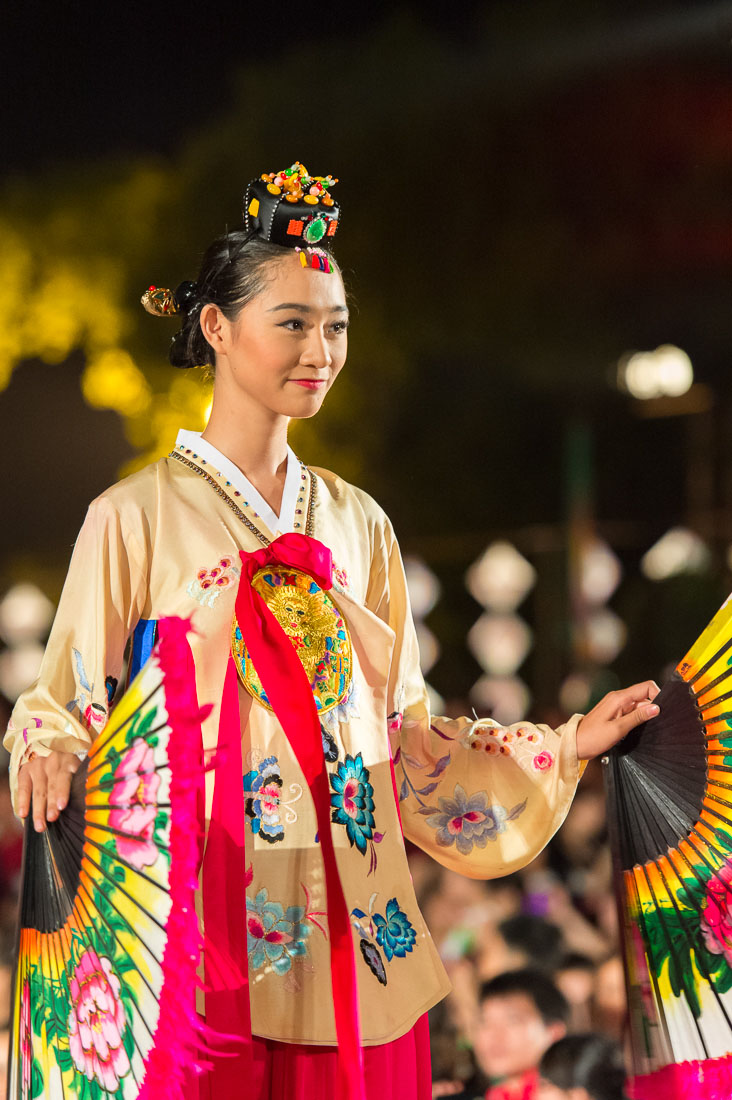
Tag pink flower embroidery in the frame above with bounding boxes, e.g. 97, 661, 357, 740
388, 712, 404, 734
333, 564, 349, 590
701, 863, 732, 963
20, 977, 31, 1097
198, 556, 235, 590
67, 949, 130, 1091
83, 702, 107, 732
188, 556, 240, 607
109, 738, 161, 870
533, 751, 554, 771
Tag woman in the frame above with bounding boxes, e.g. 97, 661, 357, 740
5, 164, 657, 1100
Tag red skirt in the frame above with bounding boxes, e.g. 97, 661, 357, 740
253, 1015, 431, 1100
194, 1015, 432, 1100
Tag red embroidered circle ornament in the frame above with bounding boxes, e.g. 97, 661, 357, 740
231, 566, 353, 714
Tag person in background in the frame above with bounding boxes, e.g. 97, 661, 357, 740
494, 915, 564, 976
554, 954, 597, 1033
537, 1033, 627, 1100
436, 969, 570, 1100
592, 956, 627, 1039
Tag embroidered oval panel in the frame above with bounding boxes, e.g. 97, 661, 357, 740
231, 566, 353, 714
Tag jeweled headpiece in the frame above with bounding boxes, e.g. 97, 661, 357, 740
244, 162, 339, 265
141, 162, 339, 324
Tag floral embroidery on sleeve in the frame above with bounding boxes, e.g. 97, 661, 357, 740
462, 720, 555, 772
66, 649, 109, 733
419, 784, 527, 855
351, 893, 417, 985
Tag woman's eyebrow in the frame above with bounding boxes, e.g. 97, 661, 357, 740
267, 302, 349, 313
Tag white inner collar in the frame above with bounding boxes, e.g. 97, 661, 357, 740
175, 429, 301, 535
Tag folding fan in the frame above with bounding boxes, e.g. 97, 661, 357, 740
605, 594, 732, 1099
7, 618, 205, 1100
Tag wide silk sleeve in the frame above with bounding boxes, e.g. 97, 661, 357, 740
4, 496, 148, 810
366, 516, 583, 880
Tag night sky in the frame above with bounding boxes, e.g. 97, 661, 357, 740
5, 1, 731, 173
3, 1, 495, 173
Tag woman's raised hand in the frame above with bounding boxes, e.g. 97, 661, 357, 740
575, 681, 660, 761
17, 752, 82, 832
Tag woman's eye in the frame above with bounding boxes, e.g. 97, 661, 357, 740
331, 321, 349, 334
278, 318, 305, 331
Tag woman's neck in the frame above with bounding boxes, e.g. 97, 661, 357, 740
201, 398, 290, 517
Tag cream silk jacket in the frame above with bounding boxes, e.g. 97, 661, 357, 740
5, 444, 583, 1046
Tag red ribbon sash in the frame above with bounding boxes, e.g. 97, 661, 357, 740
203, 533, 365, 1100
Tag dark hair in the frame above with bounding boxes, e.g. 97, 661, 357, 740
499, 914, 564, 974
540, 1034, 627, 1100
478, 968, 569, 1026
168, 231, 340, 370
557, 951, 596, 973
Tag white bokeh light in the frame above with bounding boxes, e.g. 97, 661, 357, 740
0, 584, 54, 646
585, 609, 627, 665
466, 541, 536, 613
641, 527, 710, 581
467, 613, 533, 677
618, 344, 694, 400
0, 643, 45, 702
580, 539, 622, 606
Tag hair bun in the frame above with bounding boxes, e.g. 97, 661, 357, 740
173, 281, 200, 314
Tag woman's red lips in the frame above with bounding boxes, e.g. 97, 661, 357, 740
291, 379, 327, 389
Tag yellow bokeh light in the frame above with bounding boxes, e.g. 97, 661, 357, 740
82, 349, 152, 417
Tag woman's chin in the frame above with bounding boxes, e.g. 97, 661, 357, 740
282, 393, 329, 419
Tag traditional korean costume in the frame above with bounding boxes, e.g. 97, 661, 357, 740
5, 430, 582, 1059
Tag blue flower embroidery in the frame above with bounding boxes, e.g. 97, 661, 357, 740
330, 753, 375, 855
423, 783, 527, 855
244, 757, 284, 843
246, 888, 311, 975
372, 898, 417, 961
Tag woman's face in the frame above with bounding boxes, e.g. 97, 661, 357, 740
203, 250, 349, 420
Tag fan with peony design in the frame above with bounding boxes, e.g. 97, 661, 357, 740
7, 618, 206, 1100
605, 592, 732, 1099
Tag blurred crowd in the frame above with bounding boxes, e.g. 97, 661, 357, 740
0, 749, 627, 1099
416, 758, 629, 1100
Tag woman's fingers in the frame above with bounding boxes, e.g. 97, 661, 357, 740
16, 767, 32, 820
16, 752, 81, 830
606, 681, 660, 717
612, 700, 660, 742
30, 766, 49, 833
47, 755, 79, 820
576, 681, 661, 759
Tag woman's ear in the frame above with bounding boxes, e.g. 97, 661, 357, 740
199, 303, 228, 355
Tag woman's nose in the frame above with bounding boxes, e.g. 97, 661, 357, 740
301, 329, 332, 369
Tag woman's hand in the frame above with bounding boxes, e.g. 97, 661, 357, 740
17, 751, 82, 832
575, 681, 660, 761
